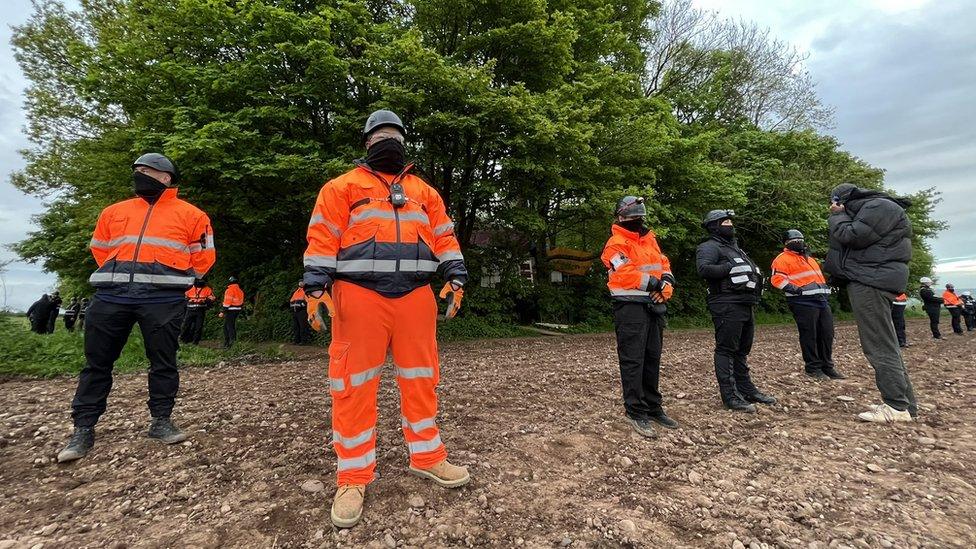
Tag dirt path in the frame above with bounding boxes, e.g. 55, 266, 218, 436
1, 319, 974, 548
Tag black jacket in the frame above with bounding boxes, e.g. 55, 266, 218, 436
696, 235, 762, 305
919, 286, 943, 309
824, 185, 912, 294
27, 296, 53, 323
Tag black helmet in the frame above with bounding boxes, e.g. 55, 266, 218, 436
615, 196, 646, 218
783, 229, 804, 243
133, 153, 179, 183
363, 109, 405, 139
702, 209, 735, 227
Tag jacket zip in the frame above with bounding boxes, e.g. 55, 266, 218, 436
129, 202, 157, 288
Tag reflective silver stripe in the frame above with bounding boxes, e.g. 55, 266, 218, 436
349, 209, 395, 223
330, 377, 346, 391
189, 243, 203, 253
88, 273, 193, 286
337, 449, 376, 472
433, 222, 455, 236
350, 365, 383, 387
892, 301, 908, 306
396, 365, 435, 379
205, 234, 215, 247
610, 289, 649, 296
730, 275, 750, 284
398, 211, 430, 224
729, 265, 754, 274
746, 281, 757, 289
785, 270, 821, 281
438, 251, 464, 262
401, 416, 437, 433
407, 435, 443, 455
332, 428, 375, 449
90, 238, 115, 249
801, 288, 831, 295
139, 236, 190, 252
337, 259, 397, 273
399, 259, 440, 272
309, 214, 342, 237
638, 263, 662, 272
304, 255, 337, 268
639, 273, 651, 291
308, 214, 324, 227
225, 306, 243, 310
732, 257, 745, 263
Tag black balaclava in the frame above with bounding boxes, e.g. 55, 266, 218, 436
786, 240, 807, 254
708, 221, 735, 240
364, 138, 407, 174
133, 171, 167, 203
617, 218, 648, 235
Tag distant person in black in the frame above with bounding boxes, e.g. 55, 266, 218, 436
961, 291, 976, 332
26, 294, 54, 334
695, 209, 775, 413
47, 291, 63, 333
77, 298, 91, 331
63, 297, 82, 332
918, 277, 942, 339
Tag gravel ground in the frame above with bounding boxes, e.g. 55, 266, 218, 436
1, 319, 974, 548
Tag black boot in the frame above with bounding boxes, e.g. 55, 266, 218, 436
805, 370, 828, 380
821, 368, 846, 380
57, 426, 95, 463
148, 417, 188, 444
648, 410, 679, 429
629, 418, 657, 438
743, 392, 776, 405
723, 395, 757, 413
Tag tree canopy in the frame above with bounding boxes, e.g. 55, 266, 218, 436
11, 0, 944, 334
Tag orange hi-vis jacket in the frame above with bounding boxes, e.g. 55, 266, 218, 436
770, 249, 830, 299
289, 287, 307, 310
222, 283, 244, 311
89, 187, 215, 300
601, 224, 674, 303
185, 286, 216, 308
943, 290, 962, 308
304, 163, 467, 298
893, 293, 908, 306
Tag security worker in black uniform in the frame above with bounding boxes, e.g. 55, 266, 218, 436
918, 277, 942, 340
695, 210, 775, 412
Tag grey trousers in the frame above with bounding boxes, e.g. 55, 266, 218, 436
848, 282, 918, 416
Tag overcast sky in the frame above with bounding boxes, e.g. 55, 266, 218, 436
1, 0, 974, 310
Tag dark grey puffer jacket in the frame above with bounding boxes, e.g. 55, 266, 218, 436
823, 183, 912, 294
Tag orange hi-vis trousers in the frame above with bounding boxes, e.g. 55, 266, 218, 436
328, 280, 447, 486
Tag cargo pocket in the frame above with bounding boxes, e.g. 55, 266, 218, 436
327, 340, 352, 399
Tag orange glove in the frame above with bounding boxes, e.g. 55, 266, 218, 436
651, 281, 674, 304
439, 281, 464, 320
306, 291, 336, 332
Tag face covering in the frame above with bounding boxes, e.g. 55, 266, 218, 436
786, 241, 807, 254
365, 138, 407, 174
715, 225, 735, 239
618, 218, 647, 234
133, 171, 167, 202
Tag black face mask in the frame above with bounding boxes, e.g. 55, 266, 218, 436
786, 241, 807, 254
365, 138, 407, 175
618, 218, 647, 235
714, 225, 735, 239
133, 171, 167, 202
194, 280, 205, 288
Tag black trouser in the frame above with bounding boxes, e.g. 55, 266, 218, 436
30, 317, 47, 334
612, 302, 665, 420
964, 309, 975, 331
47, 311, 59, 333
64, 314, 78, 332
71, 297, 185, 428
180, 307, 207, 344
948, 307, 964, 334
223, 310, 240, 347
891, 304, 907, 346
290, 307, 311, 345
708, 302, 761, 403
924, 305, 941, 338
788, 302, 835, 374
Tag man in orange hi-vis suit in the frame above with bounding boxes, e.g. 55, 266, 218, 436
303, 109, 469, 528
57, 153, 215, 463
943, 283, 964, 335
770, 229, 845, 381
220, 277, 245, 348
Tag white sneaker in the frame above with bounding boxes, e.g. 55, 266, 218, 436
857, 403, 913, 423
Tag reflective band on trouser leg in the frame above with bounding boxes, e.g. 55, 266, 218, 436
328, 280, 394, 486
391, 284, 447, 470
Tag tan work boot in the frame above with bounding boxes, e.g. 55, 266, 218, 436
857, 403, 913, 423
331, 484, 365, 528
409, 458, 470, 488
